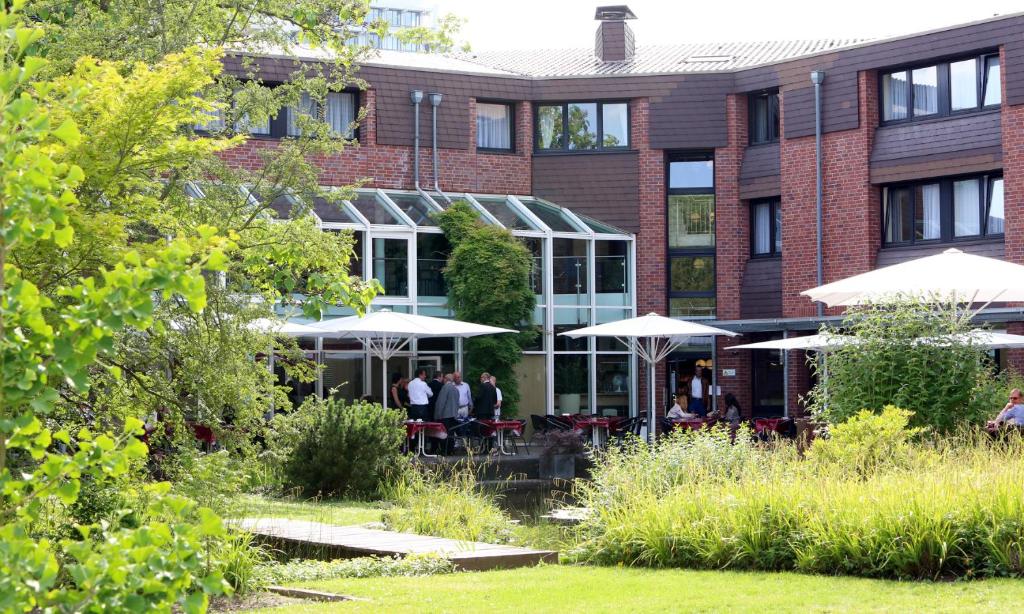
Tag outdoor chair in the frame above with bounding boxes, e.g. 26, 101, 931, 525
544, 416, 573, 432
609, 417, 639, 443
530, 414, 551, 437
507, 419, 531, 455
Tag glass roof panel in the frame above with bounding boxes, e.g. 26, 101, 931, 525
309, 195, 361, 224
247, 190, 295, 218
474, 196, 538, 230
518, 198, 585, 232
576, 212, 626, 235
349, 191, 404, 225
386, 192, 438, 226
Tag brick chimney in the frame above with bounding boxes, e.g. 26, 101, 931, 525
595, 5, 637, 63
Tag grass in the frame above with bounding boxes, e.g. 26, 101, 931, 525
230, 494, 385, 526
243, 565, 1024, 613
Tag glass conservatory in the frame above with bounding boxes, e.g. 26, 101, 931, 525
257, 187, 637, 417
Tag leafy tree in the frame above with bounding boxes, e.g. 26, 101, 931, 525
435, 202, 536, 415
0, 4, 229, 608
806, 297, 995, 433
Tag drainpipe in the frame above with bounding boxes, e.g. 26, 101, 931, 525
428, 92, 451, 203
410, 90, 423, 191
811, 70, 826, 319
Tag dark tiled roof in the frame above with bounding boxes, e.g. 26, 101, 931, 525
453, 39, 869, 77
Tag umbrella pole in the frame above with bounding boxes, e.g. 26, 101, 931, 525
647, 337, 656, 446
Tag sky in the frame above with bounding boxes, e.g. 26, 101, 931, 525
432, 0, 1024, 51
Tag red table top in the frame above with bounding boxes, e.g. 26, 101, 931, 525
478, 419, 523, 429
573, 417, 611, 427
404, 421, 447, 438
754, 418, 786, 433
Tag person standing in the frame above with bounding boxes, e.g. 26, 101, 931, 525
490, 375, 503, 418
475, 372, 498, 420
435, 374, 460, 421
688, 365, 709, 417
407, 368, 433, 421
390, 374, 408, 413
452, 371, 473, 418
427, 370, 445, 419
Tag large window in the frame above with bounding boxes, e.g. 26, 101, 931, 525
750, 197, 781, 257
476, 102, 513, 151
881, 53, 1000, 123
287, 92, 356, 138
667, 154, 715, 317
535, 101, 629, 152
882, 172, 1004, 246
748, 90, 780, 145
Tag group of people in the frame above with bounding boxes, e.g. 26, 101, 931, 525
390, 369, 504, 423
664, 365, 739, 426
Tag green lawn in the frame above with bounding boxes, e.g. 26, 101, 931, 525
246, 565, 1024, 613
231, 495, 385, 526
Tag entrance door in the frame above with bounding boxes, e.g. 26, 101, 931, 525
751, 342, 784, 417
410, 356, 442, 379
667, 355, 713, 411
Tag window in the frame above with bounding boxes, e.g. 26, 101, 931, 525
667, 153, 715, 317
288, 92, 356, 138
882, 173, 1003, 245
534, 101, 629, 152
750, 198, 781, 257
880, 53, 1000, 123
476, 102, 513, 151
748, 90, 779, 144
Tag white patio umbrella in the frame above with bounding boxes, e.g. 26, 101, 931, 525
246, 317, 332, 337
725, 333, 855, 352
310, 309, 516, 409
727, 330, 1024, 351
802, 248, 1024, 307
560, 313, 737, 444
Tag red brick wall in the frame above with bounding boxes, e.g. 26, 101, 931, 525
634, 97, 669, 416
715, 94, 749, 322
1000, 44, 1024, 372
217, 88, 532, 195
780, 71, 880, 319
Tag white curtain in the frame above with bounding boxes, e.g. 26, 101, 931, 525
912, 66, 938, 116
326, 92, 355, 138
984, 59, 1002, 106
287, 92, 317, 136
195, 107, 225, 131
988, 178, 1005, 235
883, 72, 908, 121
953, 179, 981, 237
477, 103, 511, 149
950, 59, 978, 110
753, 202, 771, 254
918, 183, 941, 240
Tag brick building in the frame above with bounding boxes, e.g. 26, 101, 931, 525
225, 6, 1024, 419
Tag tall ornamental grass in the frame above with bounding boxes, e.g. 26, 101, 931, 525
572, 420, 1024, 580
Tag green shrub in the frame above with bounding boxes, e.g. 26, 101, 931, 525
254, 554, 455, 585
211, 531, 273, 595
806, 298, 995, 433
167, 449, 252, 517
381, 467, 515, 543
283, 397, 406, 498
573, 430, 1024, 579
807, 406, 925, 476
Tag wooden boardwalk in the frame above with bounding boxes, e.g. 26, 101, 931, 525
237, 518, 558, 571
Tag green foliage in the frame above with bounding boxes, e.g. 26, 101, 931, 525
211, 531, 274, 596
806, 406, 925, 476
574, 426, 1024, 579
167, 449, 252, 517
282, 397, 407, 498
380, 466, 515, 544
806, 298, 995, 432
254, 554, 455, 585
435, 201, 536, 415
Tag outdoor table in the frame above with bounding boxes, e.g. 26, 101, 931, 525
477, 419, 523, 455
572, 416, 612, 447
754, 418, 786, 435
404, 420, 447, 458
671, 419, 707, 431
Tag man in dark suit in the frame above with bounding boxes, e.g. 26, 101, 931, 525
474, 372, 498, 420
427, 370, 444, 420
473, 372, 499, 453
